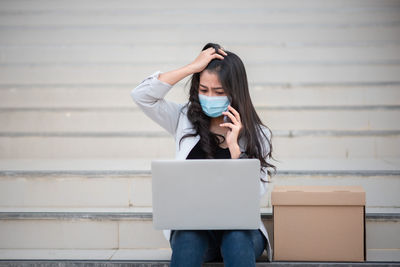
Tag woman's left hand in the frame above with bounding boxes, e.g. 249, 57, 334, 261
219, 105, 243, 157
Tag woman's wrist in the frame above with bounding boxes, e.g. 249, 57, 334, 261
184, 63, 197, 75
158, 65, 194, 86
229, 144, 241, 159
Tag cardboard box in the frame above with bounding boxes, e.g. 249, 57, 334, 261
271, 185, 366, 262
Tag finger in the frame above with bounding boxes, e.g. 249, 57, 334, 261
219, 122, 234, 129
219, 48, 228, 56
206, 47, 216, 54
214, 54, 224, 60
222, 110, 238, 124
223, 108, 240, 124
227, 105, 241, 122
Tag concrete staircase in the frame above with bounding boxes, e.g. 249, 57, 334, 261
0, 0, 399, 265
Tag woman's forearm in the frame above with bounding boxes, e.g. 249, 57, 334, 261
158, 64, 195, 86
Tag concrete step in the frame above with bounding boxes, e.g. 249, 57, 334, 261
0, 208, 399, 262
1, 64, 400, 85
2, 9, 399, 27
1, 17, 399, 45
1, 2, 400, 26
0, 260, 398, 267
1, 84, 399, 108
1, 1, 399, 85
2, 44, 400, 63
2, 0, 399, 9
0, 134, 399, 159
0, 158, 399, 209
1, 108, 399, 133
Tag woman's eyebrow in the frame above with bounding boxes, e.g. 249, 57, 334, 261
199, 83, 224, 90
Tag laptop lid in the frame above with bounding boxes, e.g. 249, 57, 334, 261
151, 159, 260, 230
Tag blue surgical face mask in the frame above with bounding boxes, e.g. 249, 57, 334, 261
198, 94, 230, 118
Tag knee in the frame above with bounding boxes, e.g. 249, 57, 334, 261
222, 230, 251, 244
171, 230, 208, 248
221, 230, 254, 259
221, 230, 253, 252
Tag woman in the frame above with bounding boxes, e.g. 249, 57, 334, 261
131, 43, 276, 266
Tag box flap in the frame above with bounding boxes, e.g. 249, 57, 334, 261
271, 185, 365, 206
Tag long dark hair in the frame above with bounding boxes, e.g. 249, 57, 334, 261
179, 42, 277, 182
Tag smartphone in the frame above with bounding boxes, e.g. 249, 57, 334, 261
223, 114, 232, 123
223, 96, 233, 124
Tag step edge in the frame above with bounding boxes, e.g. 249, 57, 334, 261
0, 211, 399, 220
1, 170, 399, 176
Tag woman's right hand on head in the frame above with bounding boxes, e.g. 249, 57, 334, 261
187, 47, 227, 73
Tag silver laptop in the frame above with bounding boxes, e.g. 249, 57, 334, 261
151, 159, 261, 230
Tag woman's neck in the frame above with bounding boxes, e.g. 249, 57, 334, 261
210, 116, 224, 127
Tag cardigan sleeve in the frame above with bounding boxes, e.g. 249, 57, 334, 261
130, 71, 184, 137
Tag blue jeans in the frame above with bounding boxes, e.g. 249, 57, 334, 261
169, 229, 266, 267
